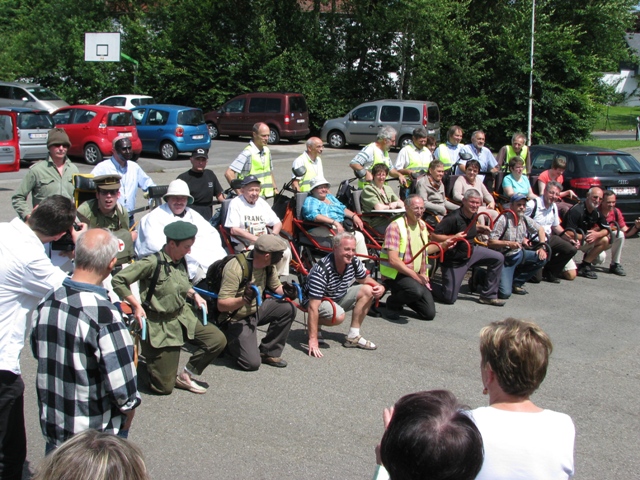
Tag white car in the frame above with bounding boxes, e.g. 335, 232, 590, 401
97, 94, 156, 110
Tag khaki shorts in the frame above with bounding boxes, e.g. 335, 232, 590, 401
318, 285, 362, 320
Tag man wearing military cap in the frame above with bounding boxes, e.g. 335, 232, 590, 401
217, 234, 297, 370
12, 128, 79, 221
112, 221, 227, 395
77, 175, 136, 270
177, 148, 225, 220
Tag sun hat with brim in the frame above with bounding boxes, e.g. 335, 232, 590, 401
163, 179, 194, 205
309, 177, 331, 190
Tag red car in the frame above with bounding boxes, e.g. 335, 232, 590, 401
52, 105, 142, 165
0, 109, 20, 172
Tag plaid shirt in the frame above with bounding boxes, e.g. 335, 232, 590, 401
31, 278, 140, 446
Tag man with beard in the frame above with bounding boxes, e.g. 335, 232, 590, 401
177, 148, 224, 220
485, 194, 548, 299
91, 135, 155, 226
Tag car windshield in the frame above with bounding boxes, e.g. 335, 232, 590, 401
177, 109, 205, 126
583, 154, 640, 175
26, 87, 62, 101
107, 111, 134, 127
17, 112, 54, 129
132, 97, 155, 106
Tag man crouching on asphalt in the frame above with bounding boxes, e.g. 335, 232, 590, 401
305, 232, 386, 358
217, 235, 297, 370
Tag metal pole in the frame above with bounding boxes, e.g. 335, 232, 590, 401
527, 0, 536, 146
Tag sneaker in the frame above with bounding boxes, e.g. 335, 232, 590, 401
478, 297, 506, 307
512, 285, 528, 295
578, 263, 597, 279
609, 263, 626, 276
260, 354, 288, 368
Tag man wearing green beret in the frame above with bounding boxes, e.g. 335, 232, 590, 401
112, 221, 227, 394
11, 128, 78, 221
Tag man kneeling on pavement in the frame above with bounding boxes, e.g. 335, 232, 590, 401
305, 233, 385, 358
472, 193, 548, 299
217, 235, 297, 370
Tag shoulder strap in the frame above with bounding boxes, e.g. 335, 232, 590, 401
143, 253, 163, 309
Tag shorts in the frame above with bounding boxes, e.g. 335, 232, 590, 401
318, 285, 362, 320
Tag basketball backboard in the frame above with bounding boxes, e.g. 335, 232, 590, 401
84, 33, 121, 62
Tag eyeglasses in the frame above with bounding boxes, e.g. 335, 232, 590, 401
98, 189, 118, 196
51, 144, 68, 149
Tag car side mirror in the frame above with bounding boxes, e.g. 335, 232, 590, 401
292, 165, 307, 177
348, 113, 354, 121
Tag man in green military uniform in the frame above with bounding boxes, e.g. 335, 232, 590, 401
12, 128, 79, 221
112, 221, 227, 395
76, 175, 136, 270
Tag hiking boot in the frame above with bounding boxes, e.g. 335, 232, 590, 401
478, 297, 506, 307
609, 263, 626, 276
577, 263, 597, 279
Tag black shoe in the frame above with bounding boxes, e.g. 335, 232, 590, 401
368, 305, 382, 317
383, 307, 401, 321
578, 263, 597, 279
609, 263, 626, 276
260, 354, 288, 368
543, 272, 561, 284
512, 285, 528, 295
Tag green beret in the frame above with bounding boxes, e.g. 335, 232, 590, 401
164, 221, 198, 241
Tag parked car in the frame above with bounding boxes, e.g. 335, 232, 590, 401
97, 94, 156, 109
1, 107, 54, 163
204, 92, 310, 144
132, 104, 210, 160
0, 81, 69, 113
52, 105, 142, 165
0, 110, 20, 172
530, 144, 640, 222
320, 99, 440, 149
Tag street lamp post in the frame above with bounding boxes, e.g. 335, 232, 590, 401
527, 0, 536, 146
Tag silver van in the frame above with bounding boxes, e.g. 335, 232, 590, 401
0, 82, 69, 113
320, 99, 440, 149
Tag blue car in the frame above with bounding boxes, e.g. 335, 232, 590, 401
131, 104, 211, 160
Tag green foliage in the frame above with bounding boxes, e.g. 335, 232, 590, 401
0, 0, 635, 144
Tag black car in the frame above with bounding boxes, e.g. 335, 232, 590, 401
530, 145, 640, 222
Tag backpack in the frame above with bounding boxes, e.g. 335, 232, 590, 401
201, 253, 253, 325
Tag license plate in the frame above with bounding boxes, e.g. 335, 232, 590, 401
192, 134, 204, 140
29, 133, 47, 139
428, 130, 435, 134
297, 119, 305, 123
120, 132, 132, 137
611, 186, 637, 196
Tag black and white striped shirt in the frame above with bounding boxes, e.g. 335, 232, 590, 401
305, 253, 367, 301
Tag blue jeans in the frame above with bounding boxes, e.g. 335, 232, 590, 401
499, 249, 547, 299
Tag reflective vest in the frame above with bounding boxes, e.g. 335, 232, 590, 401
435, 143, 462, 169
296, 153, 323, 193
505, 145, 529, 174
238, 145, 275, 197
357, 143, 391, 189
402, 144, 431, 187
379, 217, 430, 279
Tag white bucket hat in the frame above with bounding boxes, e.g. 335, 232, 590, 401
163, 179, 194, 205
310, 176, 331, 190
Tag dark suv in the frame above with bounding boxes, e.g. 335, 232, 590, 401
530, 144, 640, 222
204, 92, 310, 144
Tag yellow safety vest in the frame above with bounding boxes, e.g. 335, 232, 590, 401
238, 145, 275, 197
403, 144, 431, 187
297, 153, 322, 193
357, 143, 391, 189
380, 217, 430, 279
505, 145, 529, 174
435, 144, 459, 169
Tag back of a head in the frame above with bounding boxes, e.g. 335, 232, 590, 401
381, 390, 484, 480
32, 430, 150, 480
74, 229, 119, 273
28, 195, 76, 237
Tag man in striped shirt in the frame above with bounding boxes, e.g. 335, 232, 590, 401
304, 233, 385, 358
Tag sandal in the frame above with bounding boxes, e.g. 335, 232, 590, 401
343, 335, 377, 350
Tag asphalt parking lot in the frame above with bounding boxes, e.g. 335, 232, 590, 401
2, 138, 639, 479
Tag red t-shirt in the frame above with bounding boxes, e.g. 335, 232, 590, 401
538, 169, 564, 185
604, 207, 627, 229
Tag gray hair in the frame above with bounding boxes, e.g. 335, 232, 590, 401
412, 127, 428, 139
511, 132, 527, 144
463, 189, 482, 201
377, 126, 397, 142
545, 181, 563, 193
74, 229, 118, 273
252, 122, 268, 134
471, 130, 485, 140
404, 194, 423, 210
332, 232, 356, 249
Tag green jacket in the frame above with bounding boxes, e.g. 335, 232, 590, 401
77, 200, 134, 265
112, 249, 196, 349
11, 156, 78, 219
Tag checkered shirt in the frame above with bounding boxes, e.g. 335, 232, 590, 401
31, 278, 140, 446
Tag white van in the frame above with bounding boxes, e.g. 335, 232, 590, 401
0, 81, 69, 113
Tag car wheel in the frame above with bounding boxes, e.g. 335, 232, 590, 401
327, 130, 345, 149
84, 143, 103, 165
207, 122, 219, 140
399, 135, 412, 148
268, 126, 280, 144
160, 141, 178, 160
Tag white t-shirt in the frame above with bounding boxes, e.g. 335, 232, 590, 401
225, 195, 281, 245
525, 197, 559, 235
472, 406, 575, 480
